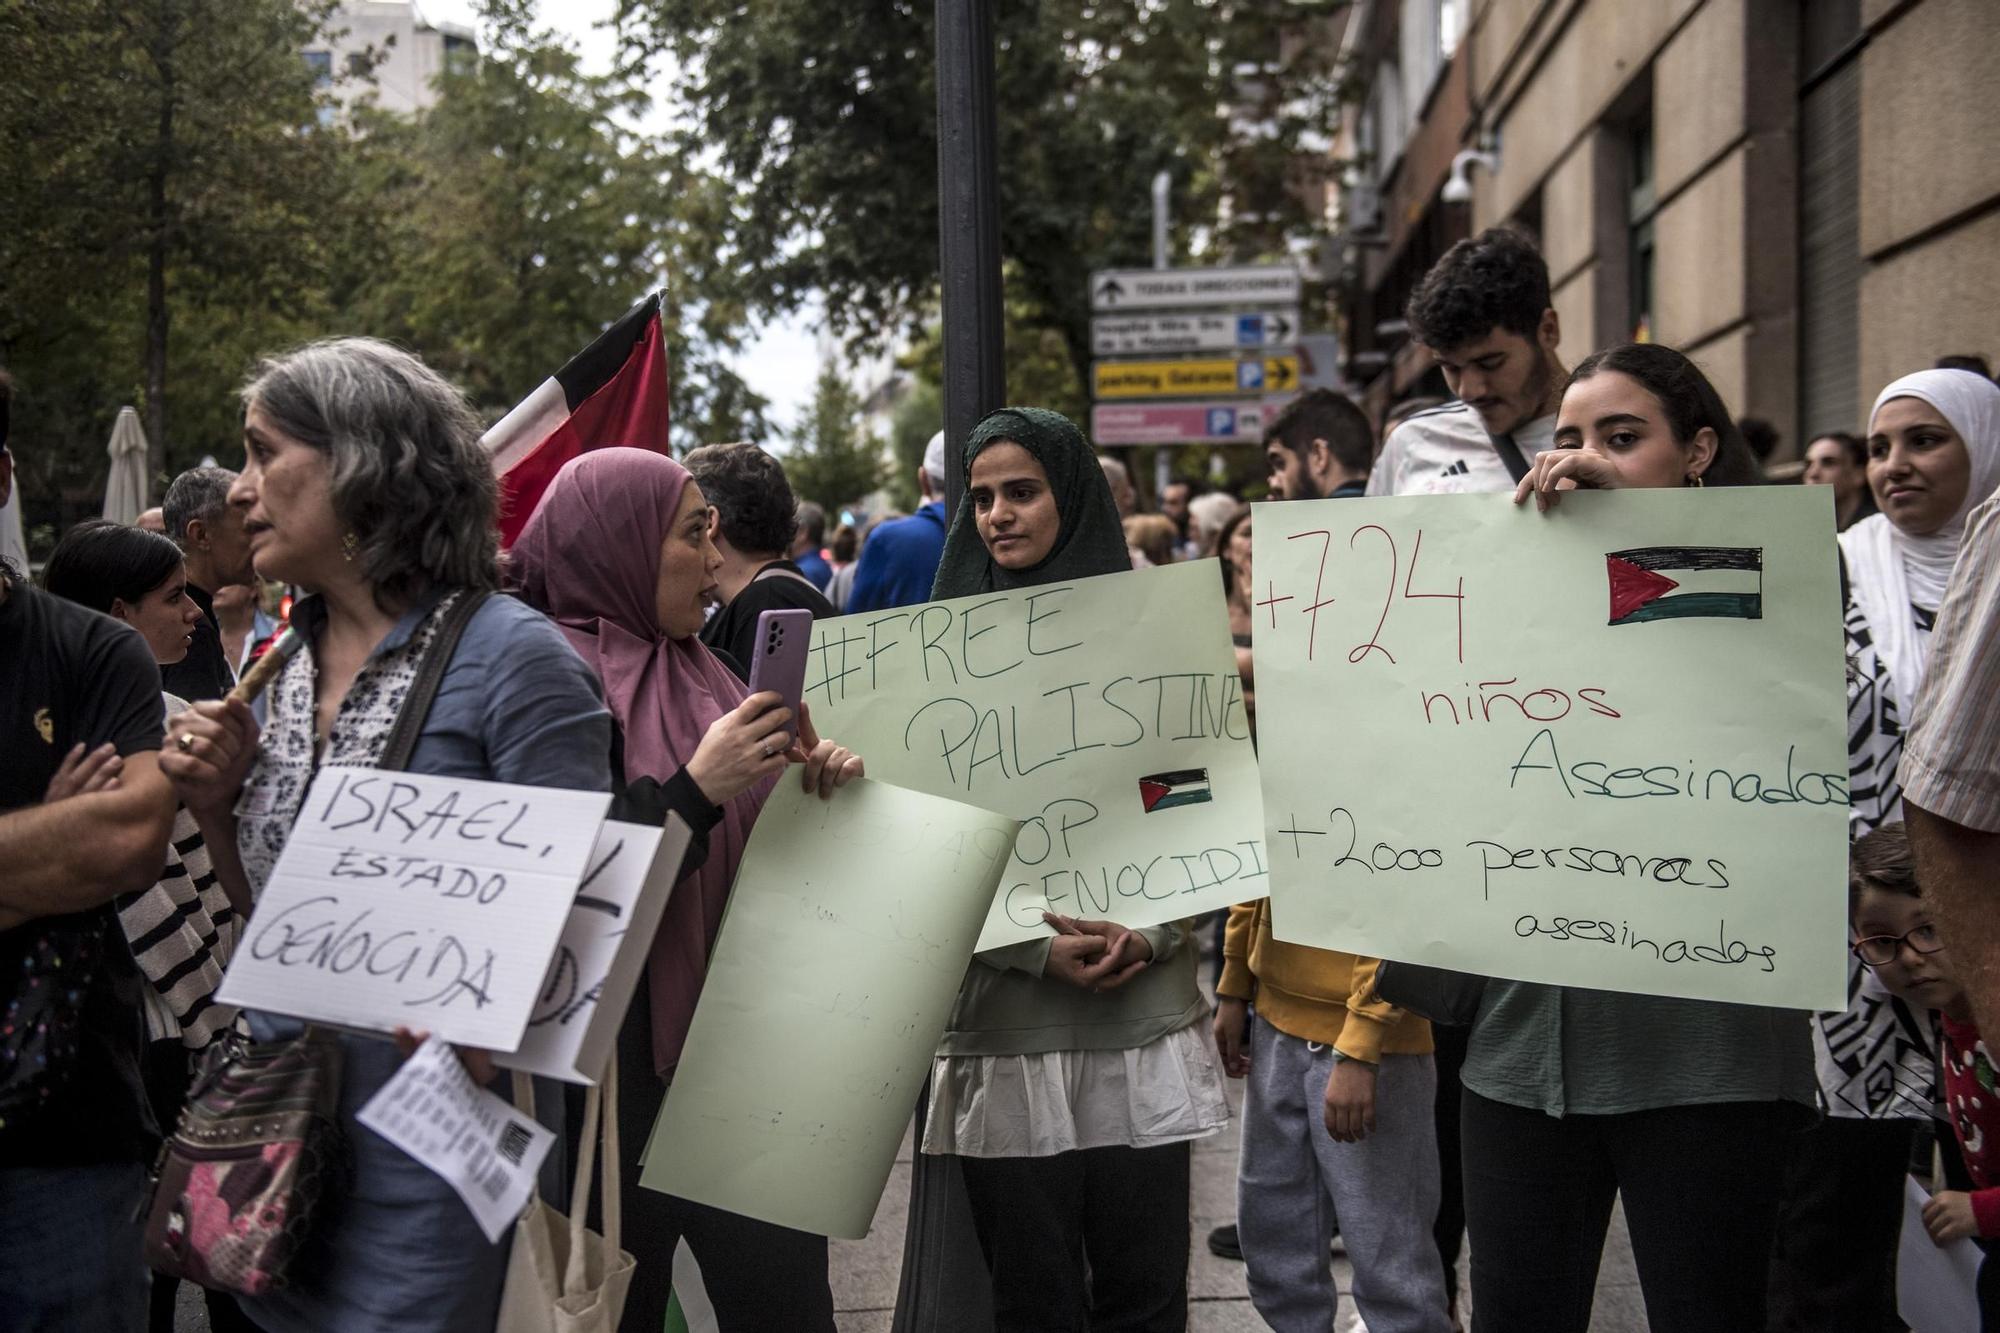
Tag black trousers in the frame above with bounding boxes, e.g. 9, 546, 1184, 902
606, 987, 835, 1333
957, 1142, 1191, 1333
1430, 1023, 1468, 1306
1460, 1088, 1793, 1333
1766, 1115, 1918, 1332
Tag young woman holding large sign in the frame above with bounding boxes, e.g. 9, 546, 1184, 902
1500, 344, 1814, 1333
510, 446, 864, 1333
908, 407, 1229, 1331
160, 339, 615, 1333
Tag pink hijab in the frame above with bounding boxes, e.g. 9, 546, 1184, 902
510, 447, 774, 1074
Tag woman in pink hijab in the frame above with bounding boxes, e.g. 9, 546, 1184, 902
512, 447, 861, 1333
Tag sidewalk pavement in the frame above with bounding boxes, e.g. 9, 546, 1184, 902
829, 1075, 1651, 1331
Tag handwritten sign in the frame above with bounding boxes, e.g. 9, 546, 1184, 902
356, 1034, 554, 1243
495, 815, 691, 1084
639, 778, 1019, 1238
218, 769, 612, 1048
802, 560, 1266, 950
1252, 488, 1847, 1009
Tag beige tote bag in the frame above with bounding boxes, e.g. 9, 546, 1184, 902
496, 1065, 636, 1333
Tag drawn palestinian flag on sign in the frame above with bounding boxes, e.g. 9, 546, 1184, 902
1139, 768, 1212, 813
1606, 546, 1763, 625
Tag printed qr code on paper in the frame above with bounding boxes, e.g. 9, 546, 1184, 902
498, 1120, 533, 1166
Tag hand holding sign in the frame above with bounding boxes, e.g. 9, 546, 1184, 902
1513, 446, 1623, 510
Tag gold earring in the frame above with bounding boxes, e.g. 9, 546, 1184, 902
342, 531, 359, 561
1687, 473, 1705, 489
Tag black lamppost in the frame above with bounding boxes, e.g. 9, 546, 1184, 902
933, 0, 1005, 512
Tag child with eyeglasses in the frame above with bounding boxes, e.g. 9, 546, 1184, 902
1849, 820, 2000, 1320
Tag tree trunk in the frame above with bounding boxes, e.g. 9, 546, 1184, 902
143, 3, 176, 485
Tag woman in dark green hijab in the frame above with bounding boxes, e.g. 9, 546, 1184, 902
909, 406, 1227, 1331
931, 406, 1133, 597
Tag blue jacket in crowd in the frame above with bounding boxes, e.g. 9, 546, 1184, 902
846, 500, 948, 613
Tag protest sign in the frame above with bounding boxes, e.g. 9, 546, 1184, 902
496, 814, 692, 1084
1252, 487, 1847, 1009
802, 560, 1266, 951
218, 769, 612, 1048
640, 777, 1019, 1238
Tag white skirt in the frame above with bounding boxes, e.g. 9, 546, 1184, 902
922, 1021, 1231, 1159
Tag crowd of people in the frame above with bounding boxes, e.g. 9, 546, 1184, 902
1, 221, 1997, 1333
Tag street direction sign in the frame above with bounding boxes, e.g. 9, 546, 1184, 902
1091, 400, 1280, 446
1092, 309, 1299, 356
1094, 354, 1299, 400
1090, 264, 1302, 312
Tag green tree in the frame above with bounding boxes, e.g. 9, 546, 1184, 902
786, 365, 886, 513
0, 0, 770, 551
0, 0, 351, 491
336, 0, 766, 449
615, 0, 1345, 384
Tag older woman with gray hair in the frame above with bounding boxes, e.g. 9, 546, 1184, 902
162, 337, 612, 1333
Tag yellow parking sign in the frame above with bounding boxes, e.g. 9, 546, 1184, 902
1093, 354, 1299, 400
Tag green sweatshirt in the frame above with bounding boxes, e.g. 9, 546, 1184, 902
938, 922, 1207, 1058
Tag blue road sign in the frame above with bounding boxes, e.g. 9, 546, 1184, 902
1205, 407, 1238, 436
1236, 314, 1262, 347
1237, 361, 1266, 391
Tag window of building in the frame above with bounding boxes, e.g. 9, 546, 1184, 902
303, 50, 333, 86
1372, 58, 1407, 176
1400, 0, 1461, 120
1797, 0, 1863, 442
1627, 113, 1657, 342
1439, 0, 1465, 58
443, 33, 477, 77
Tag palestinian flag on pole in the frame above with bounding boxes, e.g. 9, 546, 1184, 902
484, 292, 671, 546
1606, 546, 1763, 625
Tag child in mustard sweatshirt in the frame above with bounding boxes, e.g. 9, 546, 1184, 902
1215, 898, 1452, 1333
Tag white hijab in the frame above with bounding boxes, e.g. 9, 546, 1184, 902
1839, 368, 2000, 712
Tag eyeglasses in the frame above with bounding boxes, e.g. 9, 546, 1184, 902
1851, 922, 1944, 968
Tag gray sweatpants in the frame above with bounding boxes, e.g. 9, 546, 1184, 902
1235, 1016, 1452, 1333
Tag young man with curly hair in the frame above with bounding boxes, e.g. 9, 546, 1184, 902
1367, 227, 1568, 497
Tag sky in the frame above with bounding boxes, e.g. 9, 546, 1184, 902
418, 0, 823, 434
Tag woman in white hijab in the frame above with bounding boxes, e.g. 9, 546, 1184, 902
1778, 368, 2000, 1329
1844, 367, 2000, 828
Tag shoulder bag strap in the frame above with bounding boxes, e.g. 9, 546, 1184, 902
752, 562, 820, 592
561, 1058, 620, 1295
379, 589, 491, 773
1490, 432, 1532, 484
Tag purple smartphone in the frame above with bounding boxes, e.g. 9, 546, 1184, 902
745, 607, 814, 744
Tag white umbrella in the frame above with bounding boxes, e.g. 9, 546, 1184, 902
101, 405, 150, 524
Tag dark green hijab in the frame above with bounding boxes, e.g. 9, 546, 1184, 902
931, 407, 1133, 598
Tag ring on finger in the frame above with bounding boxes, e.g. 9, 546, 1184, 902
176, 733, 196, 753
